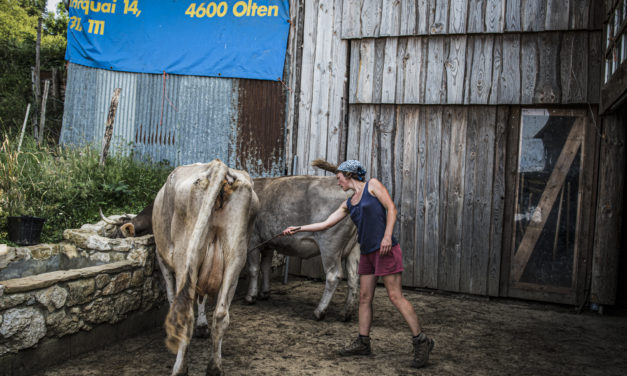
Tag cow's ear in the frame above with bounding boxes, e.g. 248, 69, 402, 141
120, 223, 135, 237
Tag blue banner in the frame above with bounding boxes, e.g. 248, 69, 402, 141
65, 0, 290, 81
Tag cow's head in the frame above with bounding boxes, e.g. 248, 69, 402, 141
99, 208, 136, 238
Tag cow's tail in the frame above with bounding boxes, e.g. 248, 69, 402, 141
164, 161, 229, 353
312, 159, 338, 174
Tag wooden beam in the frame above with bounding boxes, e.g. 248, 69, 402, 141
511, 117, 584, 282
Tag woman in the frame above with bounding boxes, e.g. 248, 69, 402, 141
282, 160, 434, 369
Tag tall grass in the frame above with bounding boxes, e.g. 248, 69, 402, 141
0, 134, 173, 244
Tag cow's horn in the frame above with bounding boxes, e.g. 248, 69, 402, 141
99, 207, 120, 225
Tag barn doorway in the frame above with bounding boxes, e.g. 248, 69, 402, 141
507, 109, 593, 305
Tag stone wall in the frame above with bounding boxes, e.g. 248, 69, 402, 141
0, 221, 166, 361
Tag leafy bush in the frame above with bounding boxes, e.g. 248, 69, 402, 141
0, 134, 173, 244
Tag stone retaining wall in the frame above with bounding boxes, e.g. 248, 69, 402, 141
0, 221, 166, 367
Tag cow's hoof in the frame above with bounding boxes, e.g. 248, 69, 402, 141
258, 291, 270, 300
172, 366, 188, 376
194, 324, 210, 338
340, 310, 353, 322
205, 364, 223, 376
244, 295, 256, 305
313, 309, 326, 321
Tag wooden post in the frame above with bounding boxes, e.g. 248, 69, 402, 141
33, 17, 42, 143
17, 104, 31, 153
38, 80, 50, 145
100, 88, 122, 166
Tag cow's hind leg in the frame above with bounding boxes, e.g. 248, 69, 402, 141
314, 251, 342, 321
156, 251, 176, 304
194, 295, 211, 338
207, 246, 246, 376
171, 317, 194, 376
244, 247, 261, 304
258, 249, 274, 300
341, 243, 360, 321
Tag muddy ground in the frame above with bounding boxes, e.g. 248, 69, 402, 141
36, 276, 627, 376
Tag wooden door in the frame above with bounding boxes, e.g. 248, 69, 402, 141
506, 109, 593, 305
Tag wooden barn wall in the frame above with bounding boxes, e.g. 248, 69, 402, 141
591, 109, 627, 305
341, 0, 603, 39
349, 32, 602, 105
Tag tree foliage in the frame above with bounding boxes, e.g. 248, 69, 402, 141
0, 0, 68, 139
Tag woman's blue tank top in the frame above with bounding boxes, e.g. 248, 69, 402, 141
346, 180, 399, 254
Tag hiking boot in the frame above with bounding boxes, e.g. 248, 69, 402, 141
338, 335, 371, 356
412, 333, 434, 368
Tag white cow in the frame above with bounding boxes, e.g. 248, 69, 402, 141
245, 176, 361, 321
153, 160, 258, 376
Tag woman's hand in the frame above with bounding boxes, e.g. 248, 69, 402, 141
282, 226, 300, 236
380, 236, 393, 255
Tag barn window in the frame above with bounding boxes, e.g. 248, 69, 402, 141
511, 109, 585, 290
605, 0, 627, 83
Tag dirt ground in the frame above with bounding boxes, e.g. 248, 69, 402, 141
36, 276, 627, 376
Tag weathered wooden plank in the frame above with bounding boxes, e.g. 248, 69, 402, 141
439, 106, 467, 292
505, 0, 521, 31
402, 38, 423, 103
471, 107, 496, 295
373, 39, 386, 104
393, 106, 405, 215
560, 32, 588, 103
500, 107, 520, 296
591, 111, 625, 305
284, 0, 303, 173
546, 0, 570, 30
468, 36, 495, 104
349, 41, 360, 104
446, 36, 467, 104
380, 0, 402, 36
296, 0, 319, 175
485, 0, 504, 33
423, 107, 442, 288
429, 0, 449, 34
356, 39, 375, 103
361, 0, 382, 37
467, 0, 485, 33
499, 34, 521, 104
520, 34, 538, 104
512, 118, 585, 282
437, 107, 452, 289
326, 0, 348, 166
381, 38, 398, 103
460, 107, 479, 293
588, 32, 602, 104
414, 108, 427, 286
534, 32, 561, 103
488, 106, 508, 296
426, 37, 445, 104
521, 0, 546, 31
570, 0, 590, 29
395, 38, 409, 103
346, 105, 362, 160
371, 105, 381, 180
449, 0, 468, 33
400, 107, 419, 286
308, 0, 334, 175
359, 105, 376, 174
341, 0, 361, 38
489, 35, 503, 105
417, 0, 429, 34
400, 0, 417, 35
378, 106, 395, 191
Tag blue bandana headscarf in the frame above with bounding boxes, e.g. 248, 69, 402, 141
337, 160, 367, 181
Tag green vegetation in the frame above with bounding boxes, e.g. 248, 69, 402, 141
0, 0, 68, 140
0, 134, 173, 244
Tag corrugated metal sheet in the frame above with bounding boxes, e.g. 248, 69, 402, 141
60, 63, 284, 174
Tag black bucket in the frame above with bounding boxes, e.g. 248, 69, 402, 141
7, 216, 46, 245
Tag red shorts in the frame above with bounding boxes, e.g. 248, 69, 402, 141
358, 244, 404, 276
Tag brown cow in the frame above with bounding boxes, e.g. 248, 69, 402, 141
99, 202, 154, 238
